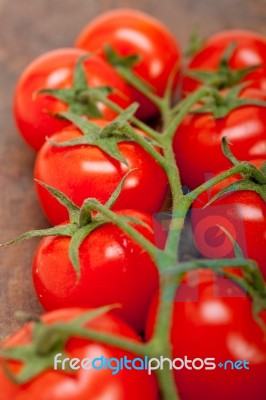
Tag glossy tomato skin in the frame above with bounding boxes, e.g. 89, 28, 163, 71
33, 210, 159, 332
173, 88, 266, 189
14, 48, 132, 151
34, 122, 168, 225
191, 160, 266, 280
0, 308, 159, 400
146, 270, 266, 400
76, 9, 181, 121
183, 30, 266, 94
244, 66, 266, 91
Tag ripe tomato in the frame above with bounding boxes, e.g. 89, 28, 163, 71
14, 48, 132, 151
191, 160, 266, 280
146, 270, 266, 400
173, 88, 266, 189
244, 66, 266, 91
34, 121, 168, 225
0, 308, 159, 400
33, 210, 159, 332
75, 9, 181, 121
183, 30, 266, 94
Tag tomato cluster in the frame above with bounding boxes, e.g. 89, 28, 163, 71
1, 8, 266, 400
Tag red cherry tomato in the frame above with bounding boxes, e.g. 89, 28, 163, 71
244, 66, 266, 91
14, 48, 132, 150
183, 30, 266, 94
34, 121, 168, 225
146, 270, 266, 400
173, 88, 266, 189
32, 210, 159, 332
0, 308, 159, 400
76, 9, 181, 120
191, 160, 266, 280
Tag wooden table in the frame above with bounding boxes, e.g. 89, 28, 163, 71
1, 0, 266, 340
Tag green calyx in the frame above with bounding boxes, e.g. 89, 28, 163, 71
186, 42, 260, 91
0, 306, 121, 384
191, 83, 266, 118
105, 44, 141, 69
104, 45, 160, 108
185, 29, 205, 57
104, 44, 146, 88
39, 55, 113, 118
51, 104, 161, 165
1, 171, 150, 277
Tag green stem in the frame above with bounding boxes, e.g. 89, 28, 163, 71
84, 199, 161, 263
141, 87, 246, 400
176, 163, 262, 266
142, 88, 220, 400
161, 99, 173, 132
163, 140, 183, 205
185, 163, 247, 205
59, 326, 148, 356
99, 95, 162, 141
165, 86, 214, 141
167, 258, 257, 275
65, 324, 180, 399
160, 118, 192, 262
157, 88, 219, 262
222, 138, 266, 184
115, 124, 168, 170
85, 196, 182, 400
117, 67, 163, 108
155, 358, 180, 400
158, 139, 187, 267
150, 273, 181, 400
160, 62, 181, 131
164, 197, 191, 263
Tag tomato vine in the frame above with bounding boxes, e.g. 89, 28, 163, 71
2, 49, 266, 400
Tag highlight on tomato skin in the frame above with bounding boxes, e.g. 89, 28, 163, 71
0, 308, 159, 400
34, 122, 168, 226
32, 210, 159, 333
13, 48, 133, 151
75, 9, 182, 121
146, 270, 266, 400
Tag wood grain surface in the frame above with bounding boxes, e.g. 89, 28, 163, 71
1, 0, 266, 340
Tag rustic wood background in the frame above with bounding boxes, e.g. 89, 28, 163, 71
1, 0, 266, 340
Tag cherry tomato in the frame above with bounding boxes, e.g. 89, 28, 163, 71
183, 30, 266, 94
76, 9, 181, 121
173, 88, 266, 189
146, 270, 266, 400
33, 210, 158, 332
34, 121, 168, 225
191, 160, 266, 280
0, 308, 159, 400
244, 66, 266, 91
14, 48, 132, 151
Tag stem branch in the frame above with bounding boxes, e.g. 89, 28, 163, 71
100, 96, 162, 141
86, 200, 161, 263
